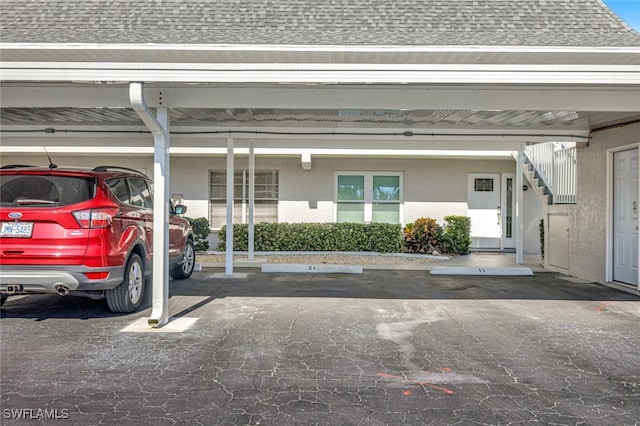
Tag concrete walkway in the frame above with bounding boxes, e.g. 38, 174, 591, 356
432, 252, 545, 273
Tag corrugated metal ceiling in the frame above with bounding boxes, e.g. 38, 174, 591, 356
2, 107, 637, 130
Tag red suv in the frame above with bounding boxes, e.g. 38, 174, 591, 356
0, 165, 196, 313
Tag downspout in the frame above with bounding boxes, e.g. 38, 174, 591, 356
129, 82, 170, 328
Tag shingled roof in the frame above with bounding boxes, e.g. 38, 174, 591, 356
1, 0, 639, 47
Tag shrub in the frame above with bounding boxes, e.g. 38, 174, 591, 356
403, 215, 471, 255
403, 217, 443, 254
185, 217, 211, 252
441, 215, 472, 255
218, 222, 403, 253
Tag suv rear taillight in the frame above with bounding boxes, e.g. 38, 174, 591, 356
72, 208, 118, 229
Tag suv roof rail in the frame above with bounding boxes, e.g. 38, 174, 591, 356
92, 166, 148, 177
0, 164, 36, 169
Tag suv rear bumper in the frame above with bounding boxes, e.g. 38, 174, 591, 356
0, 266, 125, 294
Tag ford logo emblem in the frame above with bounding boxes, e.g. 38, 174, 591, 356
8, 212, 23, 220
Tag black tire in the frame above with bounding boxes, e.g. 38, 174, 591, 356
0, 293, 7, 307
170, 239, 196, 279
106, 253, 145, 313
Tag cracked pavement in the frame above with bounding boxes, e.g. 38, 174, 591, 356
1, 270, 639, 425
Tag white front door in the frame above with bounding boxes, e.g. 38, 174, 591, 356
613, 149, 638, 286
468, 173, 501, 249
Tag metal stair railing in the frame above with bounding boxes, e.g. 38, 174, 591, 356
524, 142, 576, 204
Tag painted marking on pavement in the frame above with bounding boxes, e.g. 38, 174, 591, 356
595, 302, 616, 312
377, 368, 455, 396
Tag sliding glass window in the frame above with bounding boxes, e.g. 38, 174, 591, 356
335, 172, 402, 224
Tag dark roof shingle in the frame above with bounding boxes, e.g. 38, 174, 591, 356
1, 0, 639, 46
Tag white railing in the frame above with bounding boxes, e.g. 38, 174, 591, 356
553, 147, 576, 203
524, 142, 576, 204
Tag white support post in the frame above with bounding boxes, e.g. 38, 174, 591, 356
150, 108, 170, 326
248, 143, 255, 261
129, 82, 170, 328
225, 137, 234, 276
516, 148, 525, 264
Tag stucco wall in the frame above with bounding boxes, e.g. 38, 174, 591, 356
1, 154, 543, 253
567, 122, 640, 283
139, 155, 519, 227
277, 157, 517, 224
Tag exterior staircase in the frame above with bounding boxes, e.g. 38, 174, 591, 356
523, 142, 576, 205
524, 155, 554, 205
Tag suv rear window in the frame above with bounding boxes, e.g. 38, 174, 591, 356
0, 175, 95, 207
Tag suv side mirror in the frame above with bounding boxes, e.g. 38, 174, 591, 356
174, 204, 188, 215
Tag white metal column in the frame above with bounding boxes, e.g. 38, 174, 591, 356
129, 82, 171, 328
248, 143, 255, 261
516, 148, 524, 264
225, 138, 234, 276
150, 109, 170, 326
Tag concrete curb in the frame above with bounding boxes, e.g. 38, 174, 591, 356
261, 263, 363, 274
198, 262, 541, 273
199, 262, 431, 271
430, 266, 534, 276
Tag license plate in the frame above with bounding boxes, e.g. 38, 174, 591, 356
0, 222, 34, 238
6, 284, 24, 294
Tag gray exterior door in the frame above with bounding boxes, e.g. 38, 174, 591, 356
548, 214, 569, 269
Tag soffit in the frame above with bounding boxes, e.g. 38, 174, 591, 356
2, 106, 637, 132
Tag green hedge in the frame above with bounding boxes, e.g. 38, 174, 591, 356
218, 222, 403, 253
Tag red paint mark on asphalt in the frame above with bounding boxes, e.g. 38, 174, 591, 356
595, 302, 615, 312
377, 368, 455, 396
377, 372, 404, 380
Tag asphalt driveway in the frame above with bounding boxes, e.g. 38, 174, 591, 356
1, 270, 639, 425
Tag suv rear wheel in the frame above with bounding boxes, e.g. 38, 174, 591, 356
106, 253, 145, 313
170, 239, 195, 279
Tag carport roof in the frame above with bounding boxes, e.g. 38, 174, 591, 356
1, 0, 638, 140
1, 106, 637, 132
2, 0, 639, 47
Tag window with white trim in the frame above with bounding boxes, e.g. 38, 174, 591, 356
335, 172, 402, 224
210, 170, 278, 229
